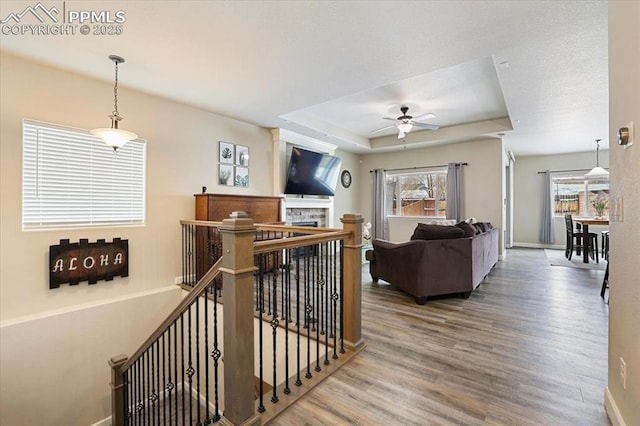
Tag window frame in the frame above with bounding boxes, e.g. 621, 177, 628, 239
22, 119, 146, 231
387, 168, 448, 218
551, 172, 609, 218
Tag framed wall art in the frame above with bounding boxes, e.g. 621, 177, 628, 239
219, 141, 234, 164
236, 145, 249, 167
235, 166, 249, 187
219, 164, 234, 186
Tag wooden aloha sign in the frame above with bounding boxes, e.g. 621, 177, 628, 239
49, 238, 129, 289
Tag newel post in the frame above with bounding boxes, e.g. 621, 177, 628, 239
219, 212, 260, 425
340, 213, 365, 351
109, 354, 128, 426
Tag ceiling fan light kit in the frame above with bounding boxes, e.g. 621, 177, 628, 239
372, 105, 439, 139
91, 55, 138, 152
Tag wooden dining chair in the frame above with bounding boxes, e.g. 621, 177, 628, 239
564, 214, 599, 262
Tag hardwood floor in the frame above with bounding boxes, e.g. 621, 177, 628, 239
269, 248, 610, 425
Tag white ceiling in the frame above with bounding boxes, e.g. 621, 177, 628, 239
0, 1, 609, 156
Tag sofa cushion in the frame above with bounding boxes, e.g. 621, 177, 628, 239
455, 221, 476, 238
417, 218, 457, 226
410, 223, 465, 240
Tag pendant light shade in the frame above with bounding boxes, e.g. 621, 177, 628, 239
585, 139, 609, 178
91, 55, 137, 151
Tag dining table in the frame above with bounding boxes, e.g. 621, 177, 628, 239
575, 218, 609, 263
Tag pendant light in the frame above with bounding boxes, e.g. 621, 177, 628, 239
585, 139, 609, 179
91, 55, 137, 151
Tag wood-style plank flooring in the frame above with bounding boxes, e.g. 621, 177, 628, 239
269, 248, 610, 425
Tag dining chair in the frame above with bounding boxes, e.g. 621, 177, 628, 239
564, 214, 599, 262
601, 230, 610, 261
601, 262, 609, 298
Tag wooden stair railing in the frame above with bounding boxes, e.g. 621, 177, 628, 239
109, 257, 223, 426
110, 212, 365, 426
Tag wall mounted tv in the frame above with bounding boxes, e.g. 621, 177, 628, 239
284, 147, 343, 196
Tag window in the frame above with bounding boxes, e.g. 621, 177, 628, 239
22, 119, 146, 230
552, 174, 609, 217
387, 169, 447, 217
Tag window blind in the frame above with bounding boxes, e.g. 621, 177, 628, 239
22, 119, 146, 230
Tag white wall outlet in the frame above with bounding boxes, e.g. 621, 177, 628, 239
619, 357, 627, 390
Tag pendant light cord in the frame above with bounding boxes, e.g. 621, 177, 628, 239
113, 60, 119, 117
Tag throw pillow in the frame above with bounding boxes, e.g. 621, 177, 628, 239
410, 223, 465, 240
455, 221, 476, 238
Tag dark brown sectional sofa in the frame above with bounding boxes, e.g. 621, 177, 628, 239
365, 224, 499, 304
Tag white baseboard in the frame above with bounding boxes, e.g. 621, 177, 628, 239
175, 274, 196, 285
89, 417, 111, 426
604, 386, 626, 426
513, 242, 564, 250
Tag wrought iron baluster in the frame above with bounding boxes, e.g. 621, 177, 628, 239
161, 333, 166, 425
271, 251, 279, 404
167, 326, 173, 425
136, 359, 142, 425
204, 286, 210, 423
315, 246, 322, 373
180, 312, 186, 426
295, 248, 302, 387
331, 241, 342, 359
324, 242, 330, 366
257, 254, 266, 413
305, 251, 312, 380
212, 282, 221, 422
173, 321, 178, 425
141, 349, 151, 424
340, 240, 345, 354
196, 294, 201, 424
187, 305, 194, 425
283, 248, 291, 395
149, 343, 158, 424
155, 340, 160, 425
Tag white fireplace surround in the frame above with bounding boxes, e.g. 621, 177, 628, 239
282, 196, 334, 228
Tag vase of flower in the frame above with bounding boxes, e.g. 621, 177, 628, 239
591, 197, 608, 218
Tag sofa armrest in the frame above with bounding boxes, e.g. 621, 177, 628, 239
370, 239, 428, 286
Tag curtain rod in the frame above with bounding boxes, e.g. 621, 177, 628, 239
370, 162, 468, 173
537, 167, 608, 174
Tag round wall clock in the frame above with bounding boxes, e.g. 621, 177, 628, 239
341, 170, 352, 188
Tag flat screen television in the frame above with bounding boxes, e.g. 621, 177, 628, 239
284, 147, 343, 196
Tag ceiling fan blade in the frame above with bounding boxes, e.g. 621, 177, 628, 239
412, 112, 436, 121
381, 117, 397, 122
370, 124, 396, 134
412, 122, 440, 131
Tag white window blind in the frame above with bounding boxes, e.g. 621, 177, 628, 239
22, 119, 146, 230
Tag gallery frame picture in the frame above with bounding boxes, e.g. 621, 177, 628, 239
235, 145, 249, 167
218, 141, 250, 188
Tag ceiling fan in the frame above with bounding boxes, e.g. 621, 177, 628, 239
371, 105, 440, 139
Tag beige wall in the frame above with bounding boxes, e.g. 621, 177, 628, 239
607, 2, 640, 425
333, 148, 362, 223
513, 151, 610, 248
0, 52, 275, 320
358, 138, 505, 251
0, 287, 180, 426
0, 53, 275, 424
